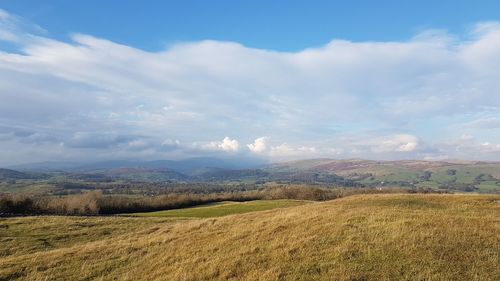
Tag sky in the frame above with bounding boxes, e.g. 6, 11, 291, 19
1, 1, 500, 165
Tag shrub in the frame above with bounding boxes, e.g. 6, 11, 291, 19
0, 185, 438, 216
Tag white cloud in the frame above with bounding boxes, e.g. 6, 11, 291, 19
480, 142, 500, 152
0, 9, 19, 42
201, 137, 240, 152
381, 135, 419, 152
0, 9, 46, 43
247, 137, 269, 153
342, 134, 420, 154
219, 137, 239, 152
440, 135, 500, 159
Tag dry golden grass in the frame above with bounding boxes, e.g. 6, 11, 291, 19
0, 194, 499, 281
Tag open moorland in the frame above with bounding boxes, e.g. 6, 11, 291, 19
1, 194, 498, 281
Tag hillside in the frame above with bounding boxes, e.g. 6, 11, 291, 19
267, 159, 500, 192
2, 158, 500, 192
8, 158, 264, 174
0, 168, 46, 181
2, 159, 500, 195
1, 194, 498, 280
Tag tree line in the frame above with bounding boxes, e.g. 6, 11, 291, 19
0, 186, 422, 216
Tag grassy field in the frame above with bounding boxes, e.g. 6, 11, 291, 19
0, 181, 54, 194
128, 199, 310, 218
0, 194, 499, 280
270, 159, 500, 193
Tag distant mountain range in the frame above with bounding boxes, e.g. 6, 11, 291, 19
0, 168, 49, 181
7, 157, 266, 174
0, 168, 35, 180
2, 158, 500, 193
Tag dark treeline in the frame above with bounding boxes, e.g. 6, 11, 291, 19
0, 191, 260, 216
48, 182, 259, 196
0, 186, 436, 216
98, 192, 262, 214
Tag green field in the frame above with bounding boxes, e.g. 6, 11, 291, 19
128, 199, 310, 218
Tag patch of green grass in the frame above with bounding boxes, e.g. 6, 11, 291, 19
128, 199, 310, 218
430, 166, 499, 185
0, 182, 54, 194
476, 181, 500, 192
415, 181, 440, 189
380, 173, 421, 183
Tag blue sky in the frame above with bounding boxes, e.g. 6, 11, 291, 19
1, 1, 500, 165
3, 0, 500, 51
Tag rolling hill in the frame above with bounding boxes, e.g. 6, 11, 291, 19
0, 194, 498, 280
2, 159, 500, 193
8, 157, 265, 174
0, 168, 47, 181
266, 159, 500, 192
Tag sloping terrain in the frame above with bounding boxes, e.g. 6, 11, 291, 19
3, 159, 500, 194
0, 168, 46, 181
268, 159, 500, 192
128, 199, 309, 218
0, 194, 498, 280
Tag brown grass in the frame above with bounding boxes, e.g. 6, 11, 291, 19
0, 194, 499, 280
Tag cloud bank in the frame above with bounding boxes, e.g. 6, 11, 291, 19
1, 9, 500, 165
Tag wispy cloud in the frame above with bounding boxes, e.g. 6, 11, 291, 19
1, 9, 500, 164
